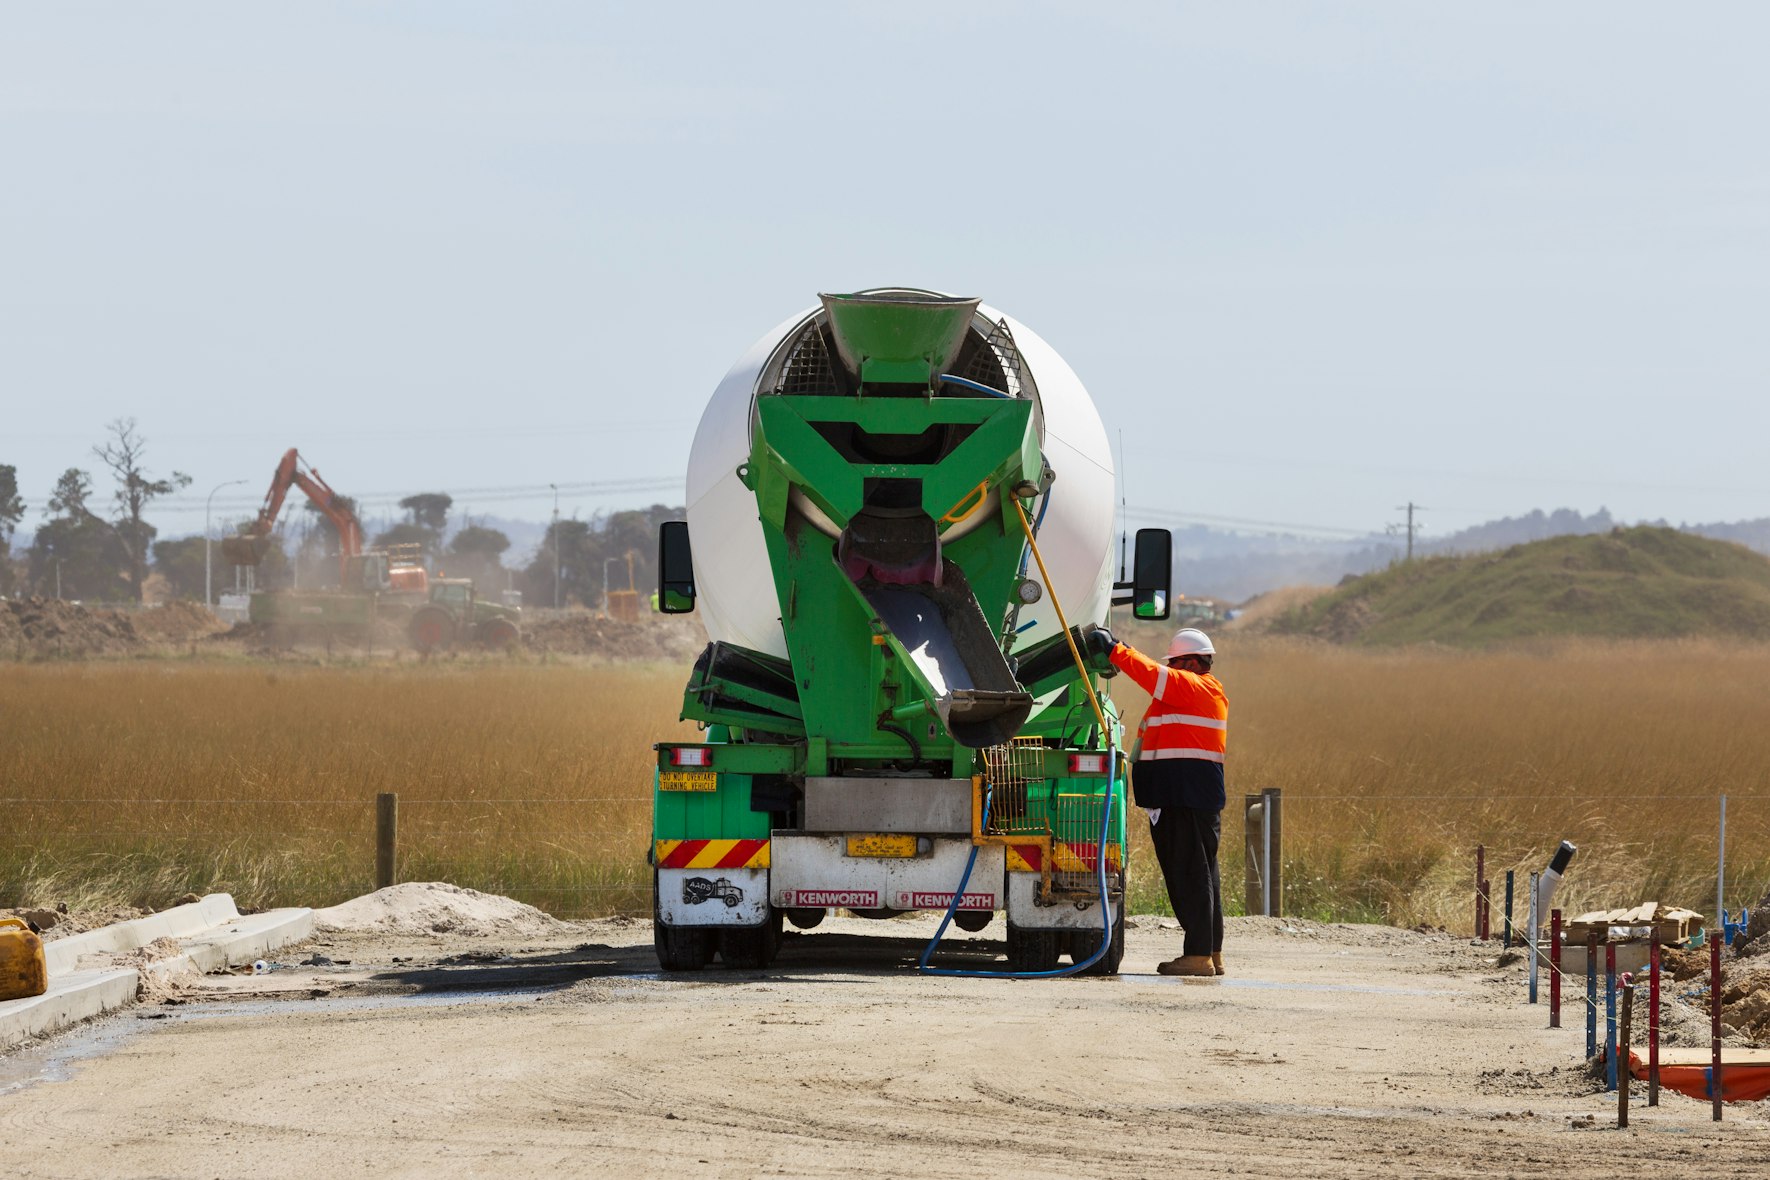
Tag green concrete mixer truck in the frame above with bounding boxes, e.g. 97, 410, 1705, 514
650, 290, 1172, 973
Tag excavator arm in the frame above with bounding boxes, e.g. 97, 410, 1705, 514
221, 448, 365, 582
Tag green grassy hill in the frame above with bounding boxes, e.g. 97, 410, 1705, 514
1265, 526, 1770, 646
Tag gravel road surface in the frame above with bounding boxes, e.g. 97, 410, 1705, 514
3, 913, 1766, 1177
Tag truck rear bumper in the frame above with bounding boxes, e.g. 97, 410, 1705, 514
770, 834, 1004, 912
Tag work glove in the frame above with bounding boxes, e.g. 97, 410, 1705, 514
1083, 624, 1116, 656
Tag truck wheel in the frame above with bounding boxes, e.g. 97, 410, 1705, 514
477, 617, 520, 652
408, 606, 456, 655
653, 875, 713, 971
718, 909, 783, 970
1005, 921, 1061, 973
1066, 906, 1125, 976
954, 909, 993, 933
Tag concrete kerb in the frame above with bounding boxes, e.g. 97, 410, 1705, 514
2, 894, 314, 1049
43, 893, 244, 976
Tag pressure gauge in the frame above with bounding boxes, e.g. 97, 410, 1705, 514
1016, 578, 1043, 605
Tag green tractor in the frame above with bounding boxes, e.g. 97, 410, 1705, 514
407, 578, 522, 655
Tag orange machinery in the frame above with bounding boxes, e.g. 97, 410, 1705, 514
222, 448, 427, 593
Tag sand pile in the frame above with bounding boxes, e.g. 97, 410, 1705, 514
524, 611, 705, 662
313, 882, 568, 939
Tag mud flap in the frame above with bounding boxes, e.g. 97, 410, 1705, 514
656, 867, 770, 927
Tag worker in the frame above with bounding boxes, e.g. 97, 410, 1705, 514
1088, 625, 1228, 977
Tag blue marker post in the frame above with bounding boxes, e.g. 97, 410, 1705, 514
1586, 931, 1598, 1062
1606, 941, 1619, 1092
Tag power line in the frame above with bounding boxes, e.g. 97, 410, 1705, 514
156, 475, 684, 516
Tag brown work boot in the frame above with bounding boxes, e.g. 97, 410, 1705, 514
1157, 955, 1217, 977
1212, 952, 1225, 976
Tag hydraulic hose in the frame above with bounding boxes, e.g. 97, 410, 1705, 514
936, 372, 1014, 399
918, 496, 1119, 979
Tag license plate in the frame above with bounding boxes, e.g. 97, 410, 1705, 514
659, 770, 716, 792
846, 833, 917, 858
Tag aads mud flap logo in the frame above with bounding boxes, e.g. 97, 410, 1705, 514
682, 876, 744, 908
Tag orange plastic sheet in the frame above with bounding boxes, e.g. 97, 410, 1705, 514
1629, 1050, 1770, 1103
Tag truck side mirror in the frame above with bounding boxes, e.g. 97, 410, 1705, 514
658, 520, 696, 614
1112, 527, 1171, 619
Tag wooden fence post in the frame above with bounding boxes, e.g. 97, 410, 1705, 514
376, 792, 398, 890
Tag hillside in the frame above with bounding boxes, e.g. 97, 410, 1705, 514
1265, 526, 1770, 646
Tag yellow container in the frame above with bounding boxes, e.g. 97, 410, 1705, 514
0, 917, 48, 1001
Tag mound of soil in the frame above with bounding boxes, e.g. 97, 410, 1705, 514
523, 611, 706, 662
1721, 969, 1770, 1042
129, 600, 232, 642
0, 596, 233, 659
313, 882, 568, 939
0, 596, 142, 658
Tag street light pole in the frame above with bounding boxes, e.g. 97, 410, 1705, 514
205, 478, 249, 608
550, 484, 561, 610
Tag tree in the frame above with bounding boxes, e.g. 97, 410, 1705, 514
399, 493, 452, 533
519, 504, 682, 608
150, 536, 208, 600
94, 418, 191, 603
444, 524, 511, 591
379, 493, 452, 562
294, 495, 359, 588
0, 464, 22, 595
28, 468, 131, 600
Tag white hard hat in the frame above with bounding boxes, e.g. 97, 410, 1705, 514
1166, 628, 1215, 659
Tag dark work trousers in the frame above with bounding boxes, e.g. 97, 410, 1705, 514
1150, 806, 1223, 958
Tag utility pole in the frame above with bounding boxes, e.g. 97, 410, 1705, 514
1393, 502, 1425, 561
550, 483, 561, 609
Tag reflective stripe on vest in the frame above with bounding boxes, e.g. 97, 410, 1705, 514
1139, 747, 1227, 763
1145, 713, 1228, 731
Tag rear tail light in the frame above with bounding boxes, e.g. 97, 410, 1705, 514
669, 747, 714, 768
1069, 753, 1108, 774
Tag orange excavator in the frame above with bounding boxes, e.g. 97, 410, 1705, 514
222, 448, 427, 594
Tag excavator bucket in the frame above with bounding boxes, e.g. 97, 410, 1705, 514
220, 534, 270, 567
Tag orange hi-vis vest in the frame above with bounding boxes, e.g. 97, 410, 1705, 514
1108, 643, 1229, 764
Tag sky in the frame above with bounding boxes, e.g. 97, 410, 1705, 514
3, 3, 1766, 553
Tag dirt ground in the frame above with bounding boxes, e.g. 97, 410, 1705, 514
3, 911, 1767, 1178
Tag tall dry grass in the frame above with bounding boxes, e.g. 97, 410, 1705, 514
1113, 634, 1770, 929
5, 639, 1768, 929
0, 661, 696, 916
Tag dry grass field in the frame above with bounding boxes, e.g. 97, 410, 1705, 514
4, 637, 1768, 929
0, 661, 697, 917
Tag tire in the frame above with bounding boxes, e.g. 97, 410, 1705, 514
408, 606, 457, 655
477, 616, 520, 651
1066, 905, 1126, 976
785, 907, 825, 930
954, 909, 994, 933
653, 874, 713, 971
717, 908, 782, 970
1005, 921, 1061, 973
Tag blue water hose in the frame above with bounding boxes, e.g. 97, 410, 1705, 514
916, 743, 1121, 979
937, 372, 1014, 399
